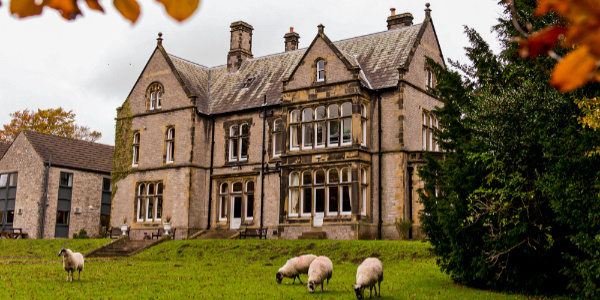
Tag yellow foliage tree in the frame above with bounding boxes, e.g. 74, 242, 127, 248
3, 0, 200, 24
0, 107, 102, 143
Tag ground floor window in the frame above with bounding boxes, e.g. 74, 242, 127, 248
136, 181, 163, 223
217, 179, 255, 225
0, 172, 17, 228
288, 167, 353, 218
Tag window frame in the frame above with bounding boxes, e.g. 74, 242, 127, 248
290, 110, 301, 151
132, 132, 140, 167
136, 181, 163, 223
228, 123, 250, 162
288, 172, 300, 217
219, 183, 229, 222
272, 118, 283, 157
361, 104, 367, 147
316, 59, 325, 82
166, 127, 175, 164
147, 82, 164, 111
245, 181, 255, 220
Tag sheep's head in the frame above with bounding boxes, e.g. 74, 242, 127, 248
57, 249, 67, 257
276, 272, 283, 284
307, 281, 316, 293
352, 284, 364, 299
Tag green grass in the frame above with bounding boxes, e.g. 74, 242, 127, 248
0, 239, 545, 299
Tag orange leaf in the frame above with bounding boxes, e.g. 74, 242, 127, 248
551, 46, 597, 92
535, 0, 572, 16
46, 0, 81, 20
518, 26, 567, 58
10, 0, 44, 18
85, 0, 104, 13
155, 0, 199, 22
114, 0, 140, 24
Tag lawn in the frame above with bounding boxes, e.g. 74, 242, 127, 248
0, 239, 541, 299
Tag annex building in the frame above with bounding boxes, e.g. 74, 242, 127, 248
112, 5, 444, 240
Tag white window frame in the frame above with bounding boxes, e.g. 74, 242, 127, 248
326, 169, 339, 216
150, 92, 156, 110
136, 183, 145, 222
327, 105, 339, 147
317, 59, 325, 82
166, 127, 175, 163
361, 168, 368, 216
290, 110, 301, 151
229, 124, 248, 162
302, 108, 313, 150
132, 132, 140, 167
361, 104, 367, 147
315, 106, 326, 148
157, 91, 162, 109
154, 183, 163, 222
288, 172, 300, 217
340, 168, 352, 215
314, 169, 326, 215
301, 171, 312, 217
341, 102, 352, 146
245, 181, 254, 220
219, 183, 228, 222
273, 119, 283, 157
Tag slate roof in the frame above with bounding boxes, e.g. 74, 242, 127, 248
22, 131, 114, 174
0, 141, 9, 160
165, 23, 423, 115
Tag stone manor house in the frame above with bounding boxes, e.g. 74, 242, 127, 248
112, 5, 444, 240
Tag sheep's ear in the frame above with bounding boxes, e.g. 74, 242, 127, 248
57, 249, 64, 256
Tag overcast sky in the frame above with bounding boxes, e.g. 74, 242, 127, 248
0, 0, 504, 146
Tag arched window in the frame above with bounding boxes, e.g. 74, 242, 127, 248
290, 110, 301, 151
316, 59, 325, 82
147, 83, 164, 111
232, 182, 243, 193
327, 105, 339, 147
341, 102, 352, 146
166, 127, 175, 163
426, 67, 434, 88
132, 132, 140, 166
245, 181, 255, 220
136, 183, 145, 222
301, 171, 312, 217
361, 104, 367, 147
273, 119, 283, 157
302, 108, 313, 149
340, 168, 352, 215
289, 172, 300, 217
219, 183, 228, 221
327, 169, 339, 215
135, 181, 163, 223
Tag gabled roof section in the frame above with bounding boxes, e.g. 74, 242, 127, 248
22, 131, 114, 174
151, 22, 425, 114
0, 141, 9, 160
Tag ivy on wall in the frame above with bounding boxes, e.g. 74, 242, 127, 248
112, 98, 134, 199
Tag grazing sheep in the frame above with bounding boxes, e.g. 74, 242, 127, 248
276, 254, 317, 284
307, 256, 333, 293
57, 248, 84, 282
352, 257, 383, 299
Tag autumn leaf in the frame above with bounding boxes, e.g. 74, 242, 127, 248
550, 46, 596, 92
518, 26, 567, 58
10, 0, 44, 18
46, 0, 81, 20
155, 0, 200, 22
85, 0, 104, 13
113, 0, 140, 24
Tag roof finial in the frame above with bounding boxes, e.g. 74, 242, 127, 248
425, 3, 431, 19
157, 32, 163, 45
317, 24, 324, 34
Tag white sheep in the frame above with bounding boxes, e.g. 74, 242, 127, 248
57, 248, 84, 282
307, 256, 333, 293
352, 257, 383, 299
276, 254, 317, 284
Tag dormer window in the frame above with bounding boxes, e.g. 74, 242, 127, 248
316, 59, 325, 82
242, 77, 254, 89
147, 83, 164, 111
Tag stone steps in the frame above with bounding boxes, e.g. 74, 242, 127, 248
194, 229, 239, 239
86, 239, 158, 258
298, 230, 327, 240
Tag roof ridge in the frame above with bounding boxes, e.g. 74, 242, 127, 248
23, 130, 114, 149
332, 23, 422, 45
169, 54, 210, 69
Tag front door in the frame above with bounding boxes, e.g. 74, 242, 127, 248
314, 188, 325, 227
230, 196, 242, 229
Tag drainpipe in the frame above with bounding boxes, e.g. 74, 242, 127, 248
40, 155, 51, 239
260, 95, 267, 230
407, 166, 414, 240
377, 93, 383, 240
206, 117, 215, 230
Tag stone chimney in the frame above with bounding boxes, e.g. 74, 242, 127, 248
284, 27, 300, 52
227, 21, 254, 73
387, 8, 413, 30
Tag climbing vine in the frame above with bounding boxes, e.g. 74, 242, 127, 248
111, 98, 134, 199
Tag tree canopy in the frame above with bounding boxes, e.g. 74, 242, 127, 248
0, 107, 102, 143
419, 0, 600, 298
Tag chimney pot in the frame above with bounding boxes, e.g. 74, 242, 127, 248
387, 11, 413, 30
391, 8, 396, 16
290, 27, 294, 33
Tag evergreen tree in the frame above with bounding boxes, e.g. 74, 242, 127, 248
419, 1, 600, 297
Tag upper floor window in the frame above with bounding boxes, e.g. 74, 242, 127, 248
273, 119, 283, 157
422, 111, 439, 151
132, 132, 140, 167
147, 83, 164, 111
60, 172, 73, 187
290, 111, 301, 151
425, 67, 434, 89
166, 127, 175, 163
316, 59, 325, 82
361, 104, 368, 147
289, 102, 355, 151
341, 102, 352, 146
229, 123, 249, 162
302, 108, 313, 149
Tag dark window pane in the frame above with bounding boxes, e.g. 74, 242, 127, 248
315, 170, 325, 185
157, 183, 163, 195
9, 173, 17, 187
100, 214, 111, 228
148, 183, 155, 195
304, 123, 313, 147
138, 198, 144, 220
303, 172, 312, 186
233, 196, 242, 218
241, 124, 249, 136
315, 189, 325, 213
156, 197, 162, 220
303, 188, 312, 215
147, 198, 154, 220
246, 195, 254, 218
328, 169, 339, 183
60, 173, 72, 187
230, 125, 239, 137
241, 137, 249, 159
232, 182, 243, 193
220, 183, 228, 194
231, 139, 238, 159
220, 196, 227, 219
6, 210, 14, 223
328, 187, 338, 213
246, 181, 254, 193
102, 178, 111, 192
274, 133, 282, 155
56, 211, 69, 225
316, 122, 325, 146
329, 121, 339, 145
342, 186, 351, 212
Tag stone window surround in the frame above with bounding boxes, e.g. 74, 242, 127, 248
147, 82, 164, 111
165, 126, 175, 164
132, 131, 140, 167
135, 181, 163, 223
289, 101, 355, 152
316, 58, 326, 83
217, 178, 255, 225
288, 167, 352, 219
224, 119, 252, 164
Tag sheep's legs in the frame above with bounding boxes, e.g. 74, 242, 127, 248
66, 271, 69, 282
296, 275, 303, 284
369, 286, 373, 298
78, 270, 81, 280
377, 281, 381, 297
326, 278, 329, 291
320, 282, 323, 292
